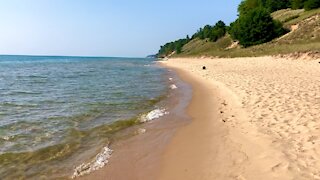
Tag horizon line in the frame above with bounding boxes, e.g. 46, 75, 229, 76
0, 54, 148, 59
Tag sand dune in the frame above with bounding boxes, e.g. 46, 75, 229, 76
160, 57, 320, 180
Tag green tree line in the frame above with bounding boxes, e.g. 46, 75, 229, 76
192, 21, 227, 42
158, 21, 227, 57
157, 0, 319, 57
158, 37, 190, 58
239, 0, 319, 13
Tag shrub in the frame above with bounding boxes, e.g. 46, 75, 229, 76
291, 0, 307, 9
265, 0, 291, 12
304, 0, 320, 10
230, 8, 288, 47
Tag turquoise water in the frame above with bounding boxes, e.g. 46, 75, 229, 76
0, 55, 168, 179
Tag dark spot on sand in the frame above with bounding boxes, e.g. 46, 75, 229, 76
220, 111, 224, 114
202, 66, 206, 70
222, 119, 226, 123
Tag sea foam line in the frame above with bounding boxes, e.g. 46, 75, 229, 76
140, 108, 169, 122
72, 146, 113, 178
72, 108, 168, 178
170, 84, 178, 90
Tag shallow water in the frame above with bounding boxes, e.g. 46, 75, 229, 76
0, 55, 168, 179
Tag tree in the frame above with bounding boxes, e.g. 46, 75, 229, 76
209, 21, 227, 42
202, 25, 212, 39
291, 0, 307, 9
304, 0, 320, 10
215, 20, 226, 29
191, 21, 226, 42
157, 38, 191, 57
230, 8, 288, 47
238, 0, 263, 15
238, 0, 291, 13
265, 0, 291, 12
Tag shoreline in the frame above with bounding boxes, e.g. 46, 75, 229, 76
81, 56, 319, 179
80, 66, 193, 180
157, 60, 282, 179
156, 63, 233, 179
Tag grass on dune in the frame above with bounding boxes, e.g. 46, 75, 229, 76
176, 8, 320, 58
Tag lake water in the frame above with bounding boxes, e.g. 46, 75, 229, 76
0, 55, 169, 179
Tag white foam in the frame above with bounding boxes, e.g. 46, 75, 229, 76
140, 108, 169, 122
72, 146, 113, 178
170, 84, 178, 90
2, 136, 11, 141
169, 78, 173, 81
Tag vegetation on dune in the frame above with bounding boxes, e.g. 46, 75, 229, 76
230, 8, 288, 47
238, 0, 291, 13
192, 21, 227, 42
157, 0, 320, 58
304, 0, 320, 10
157, 20, 227, 57
157, 37, 190, 58
237, 0, 319, 12
290, 0, 320, 10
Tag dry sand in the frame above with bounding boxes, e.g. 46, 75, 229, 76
159, 57, 320, 180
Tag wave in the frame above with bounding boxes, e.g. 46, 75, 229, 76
170, 84, 178, 90
0, 118, 137, 179
0, 105, 169, 179
0, 102, 38, 108
7, 91, 42, 95
140, 108, 169, 122
70, 107, 169, 178
72, 145, 113, 178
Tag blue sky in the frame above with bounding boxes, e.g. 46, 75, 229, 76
0, 0, 241, 57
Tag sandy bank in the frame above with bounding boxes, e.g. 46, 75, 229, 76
158, 57, 320, 180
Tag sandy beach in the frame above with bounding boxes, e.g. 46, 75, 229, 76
158, 57, 320, 180
81, 56, 319, 180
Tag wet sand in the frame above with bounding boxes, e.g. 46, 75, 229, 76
157, 65, 234, 180
80, 70, 192, 180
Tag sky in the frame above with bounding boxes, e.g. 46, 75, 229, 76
0, 0, 242, 57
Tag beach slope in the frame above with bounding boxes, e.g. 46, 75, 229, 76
159, 57, 320, 180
